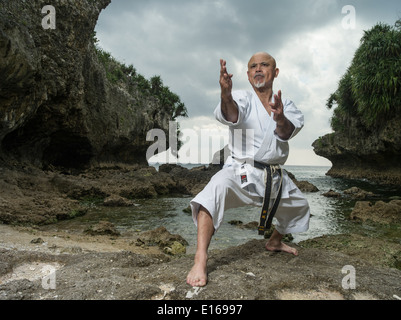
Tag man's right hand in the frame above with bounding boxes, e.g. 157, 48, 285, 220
220, 59, 233, 98
219, 59, 238, 123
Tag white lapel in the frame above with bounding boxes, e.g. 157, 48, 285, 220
252, 89, 276, 161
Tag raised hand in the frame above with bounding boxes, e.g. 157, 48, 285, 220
219, 59, 233, 99
219, 59, 238, 123
270, 90, 294, 140
269, 90, 284, 123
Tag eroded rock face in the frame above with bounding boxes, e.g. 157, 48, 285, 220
0, 0, 171, 168
312, 114, 401, 185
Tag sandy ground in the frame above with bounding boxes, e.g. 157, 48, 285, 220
1, 223, 401, 301
0, 223, 161, 256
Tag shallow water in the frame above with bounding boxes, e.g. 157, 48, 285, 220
53, 165, 401, 254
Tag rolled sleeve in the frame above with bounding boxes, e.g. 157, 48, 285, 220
214, 90, 250, 126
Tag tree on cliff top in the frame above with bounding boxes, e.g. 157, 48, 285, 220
92, 32, 188, 121
327, 19, 401, 131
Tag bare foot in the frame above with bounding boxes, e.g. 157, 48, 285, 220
186, 254, 208, 287
265, 241, 298, 256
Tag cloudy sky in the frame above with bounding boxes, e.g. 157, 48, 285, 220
95, 0, 400, 166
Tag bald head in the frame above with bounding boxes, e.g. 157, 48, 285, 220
248, 52, 277, 70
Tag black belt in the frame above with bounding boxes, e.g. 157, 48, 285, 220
253, 161, 283, 236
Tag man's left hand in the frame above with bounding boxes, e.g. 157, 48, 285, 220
269, 90, 294, 140
269, 90, 284, 123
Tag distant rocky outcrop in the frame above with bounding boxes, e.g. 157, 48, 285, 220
323, 187, 378, 200
312, 113, 401, 185
0, 0, 175, 169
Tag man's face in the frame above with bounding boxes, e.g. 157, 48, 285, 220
247, 53, 279, 89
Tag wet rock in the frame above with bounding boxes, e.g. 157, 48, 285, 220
286, 171, 319, 192
158, 164, 181, 174
228, 220, 259, 230
323, 190, 342, 198
163, 241, 186, 256
350, 200, 401, 224
30, 238, 44, 244
103, 195, 135, 207
84, 221, 120, 237
136, 227, 188, 250
228, 220, 244, 226
243, 221, 259, 230
344, 187, 375, 200
296, 180, 319, 192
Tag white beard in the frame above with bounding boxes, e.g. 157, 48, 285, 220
253, 81, 266, 89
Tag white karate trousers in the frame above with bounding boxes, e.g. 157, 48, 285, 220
190, 165, 310, 235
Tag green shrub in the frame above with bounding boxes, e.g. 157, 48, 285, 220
327, 20, 401, 130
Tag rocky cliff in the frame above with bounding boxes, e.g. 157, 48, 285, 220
0, 0, 173, 169
312, 112, 401, 185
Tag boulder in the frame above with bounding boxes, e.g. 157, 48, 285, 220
343, 187, 375, 200
350, 200, 401, 224
323, 190, 342, 198
84, 221, 120, 236
163, 241, 186, 256
136, 226, 188, 251
286, 171, 319, 193
103, 195, 135, 207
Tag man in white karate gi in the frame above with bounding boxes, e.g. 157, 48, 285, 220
186, 52, 310, 287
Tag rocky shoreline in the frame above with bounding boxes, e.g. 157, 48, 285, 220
0, 162, 220, 226
0, 163, 400, 300
325, 166, 401, 186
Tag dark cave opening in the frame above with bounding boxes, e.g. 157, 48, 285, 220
42, 131, 94, 169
